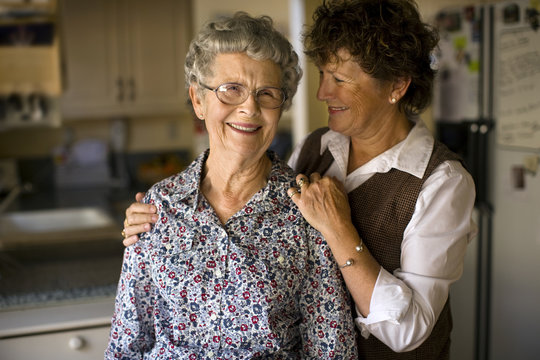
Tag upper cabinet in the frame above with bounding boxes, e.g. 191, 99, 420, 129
0, 0, 62, 130
0, 0, 61, 95
60, 0, 192, 119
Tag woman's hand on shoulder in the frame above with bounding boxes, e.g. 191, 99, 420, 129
122, 192, 158, 246
287, 173, 352, 240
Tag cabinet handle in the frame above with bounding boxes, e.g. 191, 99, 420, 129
117, 78, 124, 102
129, 78, 136, 101
68, 335, 86, 350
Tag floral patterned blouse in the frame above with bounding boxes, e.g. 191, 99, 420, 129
106, 151, 358, 359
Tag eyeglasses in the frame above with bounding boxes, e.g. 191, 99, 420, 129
200, 82, 286, 109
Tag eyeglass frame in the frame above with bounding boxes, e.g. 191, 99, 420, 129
199, 82, 287, 109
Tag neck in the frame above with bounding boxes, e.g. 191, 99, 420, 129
348, 115, 413, 173
202, 150, 271, 223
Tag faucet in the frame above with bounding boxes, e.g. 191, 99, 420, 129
0, 182, 33, 214
109, 118, 130, 188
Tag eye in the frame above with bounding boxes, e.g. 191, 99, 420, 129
220, 83, 243, 94
258, 88, 272, 96
258, 88, 279, 99
333, 75, 345, 83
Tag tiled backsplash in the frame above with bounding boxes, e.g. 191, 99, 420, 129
12, 150, 192, 193
0, 115, 196, 159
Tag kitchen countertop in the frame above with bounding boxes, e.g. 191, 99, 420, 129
2, 185, 138, 217
0, 185, 136, 248
0, 297, 115, 338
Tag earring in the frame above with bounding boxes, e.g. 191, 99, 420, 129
391, 97, 397, 104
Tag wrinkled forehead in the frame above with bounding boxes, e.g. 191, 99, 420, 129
207, 52, 282, 85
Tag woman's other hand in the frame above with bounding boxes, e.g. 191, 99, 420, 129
122, 192, 157, 246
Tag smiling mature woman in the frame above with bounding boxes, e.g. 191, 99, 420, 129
105, 12, 357, 360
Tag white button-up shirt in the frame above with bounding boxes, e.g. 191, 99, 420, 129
288, 119, 477, 352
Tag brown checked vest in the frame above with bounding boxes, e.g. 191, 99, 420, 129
294, 127, 464, 360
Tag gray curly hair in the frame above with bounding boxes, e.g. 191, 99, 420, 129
185, 12, 302, 110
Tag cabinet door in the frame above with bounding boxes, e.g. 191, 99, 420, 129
61, 0, 192, 119
60, 0, 123, 118
125, 0, 191, 116
0, 326, 110, 360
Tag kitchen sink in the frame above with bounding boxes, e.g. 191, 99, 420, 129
0, 207, 124, 312
0, 207, 116, 234
0, 207, 121, 251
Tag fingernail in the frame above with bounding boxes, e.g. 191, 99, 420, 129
152, 215, 158, 222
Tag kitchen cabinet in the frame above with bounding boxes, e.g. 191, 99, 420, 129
0, 326, 110, 360
0, 0, 61, 96
0, 0, 62, 130
60, 0, 192, 119
0, 298, 114, 360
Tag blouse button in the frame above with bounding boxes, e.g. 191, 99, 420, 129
165, 243, 172, 250
215, 269, 223, 278
210, 313, 218, 321
277, 255, 285, 264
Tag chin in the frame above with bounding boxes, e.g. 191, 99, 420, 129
327, 119, 341, 133
233, 145, 265, 158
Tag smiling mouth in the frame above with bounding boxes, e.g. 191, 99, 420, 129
227, 123, 261, 133
328, 106, 348, 112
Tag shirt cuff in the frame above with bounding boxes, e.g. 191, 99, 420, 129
354, 267, 412, 338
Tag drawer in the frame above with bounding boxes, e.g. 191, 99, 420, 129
0, 326, 110, 360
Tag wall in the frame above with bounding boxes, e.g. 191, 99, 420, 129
303, 0, 326, 133
0, 0, 502, 160
191, 0, 290, 36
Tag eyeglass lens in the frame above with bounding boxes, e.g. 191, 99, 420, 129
214, 83, 285, 109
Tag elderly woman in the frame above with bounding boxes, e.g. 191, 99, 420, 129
105, 12, 357, 359
122, 1, 476, 359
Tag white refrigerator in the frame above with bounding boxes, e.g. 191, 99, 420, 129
433, 1, 540, 359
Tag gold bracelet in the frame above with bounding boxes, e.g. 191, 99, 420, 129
338, 240, 364, 269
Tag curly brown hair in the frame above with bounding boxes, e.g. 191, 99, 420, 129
303, 0, 439, 116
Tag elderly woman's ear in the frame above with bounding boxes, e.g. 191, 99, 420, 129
189, 84, 205, 120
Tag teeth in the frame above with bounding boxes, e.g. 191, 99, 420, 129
228, 123, 258, 132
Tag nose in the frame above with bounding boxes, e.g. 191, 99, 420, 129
316, 74, 333, 102
238, 91, 260, 116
